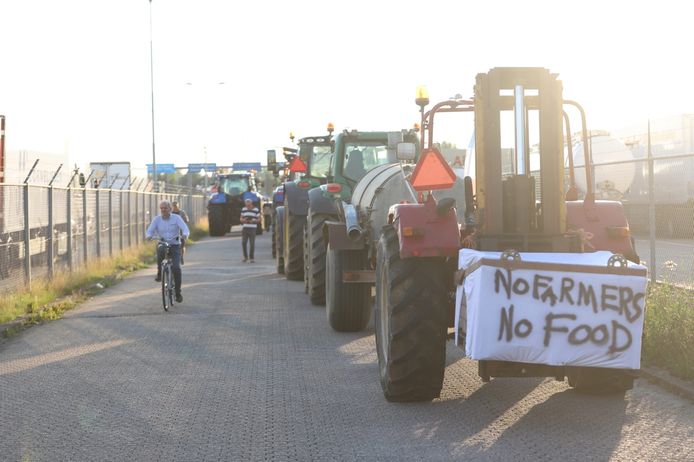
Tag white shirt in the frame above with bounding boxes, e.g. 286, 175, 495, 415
146, 214, 190, 244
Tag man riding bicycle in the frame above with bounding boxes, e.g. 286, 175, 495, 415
146, 200, 190, 303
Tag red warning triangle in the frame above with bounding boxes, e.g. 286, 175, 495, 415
289, 156, 307, 173
410, 147, 456, 191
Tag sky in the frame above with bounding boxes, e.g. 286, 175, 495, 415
0, 0, 692, 180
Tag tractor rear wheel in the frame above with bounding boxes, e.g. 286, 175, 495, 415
308, 212, 330, 305
303, 221, 309, 294
272, 222, 277, 258
208, 205, 226, 236
275, 207, 285, 274
284, 211, 305, 280
326, 246, 370, 332
375, 225, 448, 402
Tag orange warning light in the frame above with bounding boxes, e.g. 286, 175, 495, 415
410, 147, 456, 191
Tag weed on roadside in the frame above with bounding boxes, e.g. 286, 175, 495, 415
642, 262, 694, 380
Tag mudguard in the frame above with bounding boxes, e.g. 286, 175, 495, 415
566, 200, 638, 261
390, 197, 459, 258
308, 187, 339, 216
284, 181, 310, 216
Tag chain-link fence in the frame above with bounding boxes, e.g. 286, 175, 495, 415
582, 120, 694, 289
0, 182, 207, 294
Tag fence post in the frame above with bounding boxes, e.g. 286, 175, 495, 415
128, 188, 133, 247
119, 175, 129, 252
47, 185, 54, 279
82, 186, 88, 263
95, 187, 101, 258
46, 164, 62, 280
22, 159, 40, 287
66, 186, 73, 272
134, 188, 139, 245
65, 171, 78, 273
23, 182, 31, 287
647, 121, 656, 283
143, 188, 147, 239
108, 187, 113, 257
119, 189, 124, 252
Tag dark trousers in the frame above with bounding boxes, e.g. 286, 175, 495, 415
242, 227, 256, 259
157, 244, 182, 295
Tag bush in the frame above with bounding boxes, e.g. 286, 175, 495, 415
642, 282, 694, 380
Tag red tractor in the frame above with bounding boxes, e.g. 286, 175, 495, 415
374, 67, 646, 402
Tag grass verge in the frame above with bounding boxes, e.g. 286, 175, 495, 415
0, 221, 208, 336
642, 282, 694, 380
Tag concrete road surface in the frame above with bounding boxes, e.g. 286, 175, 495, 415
1, 230, 692, 461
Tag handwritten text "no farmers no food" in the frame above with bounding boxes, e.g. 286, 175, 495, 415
493, 269, 645, 354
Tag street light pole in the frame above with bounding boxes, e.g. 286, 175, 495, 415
149, 0, 157, 188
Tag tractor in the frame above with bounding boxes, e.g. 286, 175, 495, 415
372, 67, 647, 402
304, 128, 425, 325
207, 172, 263, 236
272, 126, 334, 277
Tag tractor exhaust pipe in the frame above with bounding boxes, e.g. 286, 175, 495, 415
343, 202, 363, 241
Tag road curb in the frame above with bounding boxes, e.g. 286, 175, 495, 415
640, 366, 694, 402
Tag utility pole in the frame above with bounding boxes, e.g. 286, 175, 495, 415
149, 0, 157, 188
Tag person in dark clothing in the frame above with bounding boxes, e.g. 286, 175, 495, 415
240, 199, 260, 263
172, 201, 189, 264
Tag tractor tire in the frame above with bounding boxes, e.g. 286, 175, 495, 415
283, 211, 305, 280
275, 207, 285, 274
326, 246, 371, 332
307, 212, 330, 306
208, 206, 226, 237
303, 221, 309, 294
374, 225, 448, 402
566, 367, 634, 395
271, 223, 277, 258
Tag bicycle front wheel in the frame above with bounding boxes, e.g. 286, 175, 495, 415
167, 265, 175, 307
161, 264, 172, 311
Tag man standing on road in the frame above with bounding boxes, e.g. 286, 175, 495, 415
146, 200, 190, 302
240, 198, 260, 263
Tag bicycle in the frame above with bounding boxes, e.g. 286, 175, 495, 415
157, 239, 177, 311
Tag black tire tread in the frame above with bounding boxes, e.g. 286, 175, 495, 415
308, 212, 330, 305
284, 212, 305, 280
161, 264, 171, 311
375, 225, 448, 402
303, 221, 309, 294
208, 206, 226, 236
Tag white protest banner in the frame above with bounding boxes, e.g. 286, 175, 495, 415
455, 250, 648, 370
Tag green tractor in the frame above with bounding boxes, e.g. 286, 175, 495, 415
275, 125, 334, 280
305, 128, 419, 325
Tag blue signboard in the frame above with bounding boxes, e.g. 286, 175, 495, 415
146, 163, 176, 174
232, 162, 262, 171
187, 163, 217, 174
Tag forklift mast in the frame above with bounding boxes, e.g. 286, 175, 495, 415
473, 67, 576, 252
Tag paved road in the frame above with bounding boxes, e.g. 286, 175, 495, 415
1, 231, 692, 461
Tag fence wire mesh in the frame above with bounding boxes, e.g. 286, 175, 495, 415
0, 183, 206, 294
588, 138, 694, 288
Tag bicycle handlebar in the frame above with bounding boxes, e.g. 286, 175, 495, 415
154, 236, 181, 244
